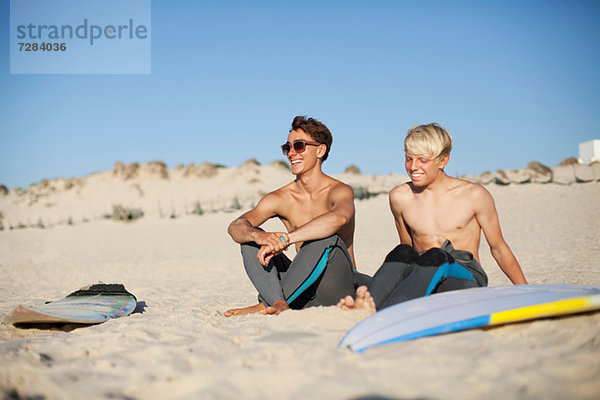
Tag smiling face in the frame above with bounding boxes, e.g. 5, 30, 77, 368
405, 152, 449, 187
403, 123, 453, 188
286, 129, 325, 175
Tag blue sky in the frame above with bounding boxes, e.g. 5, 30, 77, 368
1, 0, 599, 189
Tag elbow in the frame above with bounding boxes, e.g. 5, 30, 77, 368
489, 247, 501, 261
335, 212, 351, 228
227, 220, 237, 238
489, 241, 508, 258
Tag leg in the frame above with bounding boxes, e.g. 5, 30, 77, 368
242, 241, 291, 305
379, 265, 438, 307
278, 235, 356, 310
224, 242, 291, 317
366, 244, 418, 310
337, 244, 418, 312
380, 243, 485, 308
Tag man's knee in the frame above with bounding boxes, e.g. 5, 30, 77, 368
300, 235, 340, 250
295, 235, 347, 265
240, 241, 261, 261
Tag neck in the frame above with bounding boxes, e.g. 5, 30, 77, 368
427, 170, 450, 191
294, 164, 326, 193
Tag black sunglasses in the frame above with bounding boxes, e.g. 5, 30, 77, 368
281, 140, 321, 156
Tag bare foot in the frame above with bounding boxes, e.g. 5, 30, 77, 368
261, 299, 290, 315
336, 286, 376, 314
224, 302, 266, 317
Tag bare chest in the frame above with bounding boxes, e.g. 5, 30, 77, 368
403, 196, 478, 239
280, 195, 332, 229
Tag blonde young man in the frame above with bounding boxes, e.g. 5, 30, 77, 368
339, 123, 527, 313
225, 116, 368, 317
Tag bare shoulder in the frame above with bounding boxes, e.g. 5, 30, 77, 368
256, 182, 294, 209
450, 177, 494, 206
389, 182, 413, 215
389, 182, 413, 203
331, 177, 353, 195
271, 181, 296, 196
327, 177, 354, 201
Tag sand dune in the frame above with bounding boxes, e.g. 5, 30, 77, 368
1, 163, 599, 399
0, 161, 403, 231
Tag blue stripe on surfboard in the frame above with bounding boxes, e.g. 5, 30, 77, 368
424, 263, 475, 296
286, 247, 332, 304
352, 314, 492, 353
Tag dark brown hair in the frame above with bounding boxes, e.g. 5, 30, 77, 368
290, 115, 333, 161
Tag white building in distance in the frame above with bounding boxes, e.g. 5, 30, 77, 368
578, 140, 600, 164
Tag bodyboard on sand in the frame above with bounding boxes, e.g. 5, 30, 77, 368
339, 284, 600, 353
4, 283, 137, 326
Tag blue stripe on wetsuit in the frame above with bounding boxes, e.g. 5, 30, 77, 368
287, 247, 332, 304
424, 262, 476, 296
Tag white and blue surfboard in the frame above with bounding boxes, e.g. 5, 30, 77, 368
4, 283, 137, 325
339, 284, 600, 353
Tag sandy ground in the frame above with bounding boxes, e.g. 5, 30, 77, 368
1, 182, 599, 400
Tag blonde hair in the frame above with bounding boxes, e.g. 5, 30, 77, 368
404, 123, 453, 160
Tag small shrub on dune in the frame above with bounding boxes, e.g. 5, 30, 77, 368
269, 160, 291, 170
352, 186, 376, 201
183, 163, 220, 178
344, 165, 361, 175
113, 161, 140, 180
352, 186, 385, 201
191, 201, 204, 216
558, 157, 578, 167
240, 159, 261, 168
139, 161, 169, 179
104, 204, 144, 222
230, 197, 242, 211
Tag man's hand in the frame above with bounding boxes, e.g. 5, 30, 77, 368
254, 231, 289, 266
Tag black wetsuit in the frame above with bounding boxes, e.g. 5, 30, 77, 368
367, 240, 488, 311
240, 235, 361, 309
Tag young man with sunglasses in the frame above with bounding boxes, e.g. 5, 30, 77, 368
338, 123, 527, 313
225, 115, 366, 316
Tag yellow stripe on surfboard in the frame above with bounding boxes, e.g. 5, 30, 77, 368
489, 294, 600, 325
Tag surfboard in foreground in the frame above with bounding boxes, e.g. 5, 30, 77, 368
339, 284, 600, 353
4, 283, 137, 326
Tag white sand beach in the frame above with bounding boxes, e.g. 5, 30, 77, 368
1, 163, 599, 400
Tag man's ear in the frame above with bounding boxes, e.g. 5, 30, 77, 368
316, 143, 327, 159
438, 154, 450, 169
